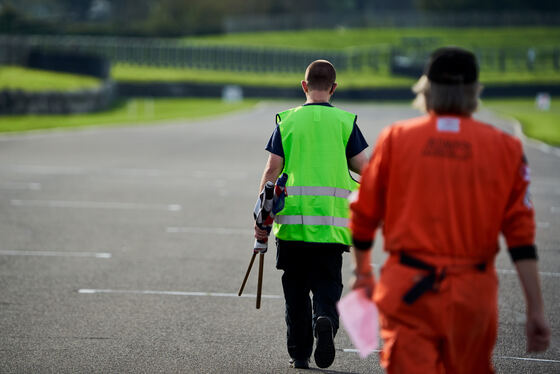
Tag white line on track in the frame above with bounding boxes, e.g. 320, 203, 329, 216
10, 199, 182, 212
340, 349, 560, 363
0, 165, 248, 179
0, 250, 111, 258
191, 170, 248, 179
496, 269, 560, 278
1, 165, 160, 177
341, 348, 381, 354
537, 221, 550, 229
4, 165, 85, 175
78, 289, 282, 299
497, 356, 560, 363
0, 182, 41, 190
166, 226, 252, 235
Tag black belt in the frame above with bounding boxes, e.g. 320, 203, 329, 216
400, 253, 487, 305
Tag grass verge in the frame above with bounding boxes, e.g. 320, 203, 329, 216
0, 98, 257, 133
111, 64, 415, 88
0, 66, 101, 92
112, 64, 560, 88
483, 97, 560, 146
119, 26, 560, 88
1, 96, 557, 147
183, 27, 560, 50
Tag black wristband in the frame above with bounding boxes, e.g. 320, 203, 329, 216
353, 238, 373, 251
509, 245, 538, 262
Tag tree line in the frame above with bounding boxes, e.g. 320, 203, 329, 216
0, 0, 558, 37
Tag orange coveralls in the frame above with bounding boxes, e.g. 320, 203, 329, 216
349, 114, 536, 373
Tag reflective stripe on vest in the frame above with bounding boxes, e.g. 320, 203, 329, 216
286, 186, 352, 199
275, 215, 349, 227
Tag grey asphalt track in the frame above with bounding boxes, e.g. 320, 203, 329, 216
0, 101, 558, 373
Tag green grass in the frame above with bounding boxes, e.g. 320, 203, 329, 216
7, 27, 560, 90
2, 96, 557, 147
116, 26, 560, 88
112, 63, 560, 88
183, 27, 560, 50
479, 71, 560, 85
0, 66, 101, 92
483, 97, 560, 146
111, 64, 415, 88
0, 98, 257, 133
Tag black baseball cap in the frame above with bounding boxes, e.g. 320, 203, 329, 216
425, 47, 479, 85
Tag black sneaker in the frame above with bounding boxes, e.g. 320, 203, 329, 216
314, 316, 335, 369
289, 358, 310, 369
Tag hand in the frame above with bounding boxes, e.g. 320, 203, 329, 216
350, 270, 375, 299
526, 312, 551, 352
254, 223, 269, 242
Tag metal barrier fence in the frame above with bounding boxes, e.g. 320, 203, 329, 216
0, 35, 559, 74
0, 35, 353, 73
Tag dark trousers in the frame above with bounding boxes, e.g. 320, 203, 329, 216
276, 239, 346, 360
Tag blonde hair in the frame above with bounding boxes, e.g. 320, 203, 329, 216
412, 75, 482, 116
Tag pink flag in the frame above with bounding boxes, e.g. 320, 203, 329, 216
336, 289, 379, 358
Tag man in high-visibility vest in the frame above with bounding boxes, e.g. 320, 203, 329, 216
349, 47, 550, 373
255, 60, 368, 369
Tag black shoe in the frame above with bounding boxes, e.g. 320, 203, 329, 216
289, 358, 310, 369
314, 316, 335, 369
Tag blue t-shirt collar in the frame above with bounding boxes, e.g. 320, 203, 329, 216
303, 102, 333, 107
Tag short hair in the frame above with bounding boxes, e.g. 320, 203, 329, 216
305, 60, 336, 91
412, 75, 482, 116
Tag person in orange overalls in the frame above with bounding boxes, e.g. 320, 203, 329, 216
349, 47, 550, 373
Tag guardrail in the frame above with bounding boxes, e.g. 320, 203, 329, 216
0, 35, 559, 75
0, 35, 354, 73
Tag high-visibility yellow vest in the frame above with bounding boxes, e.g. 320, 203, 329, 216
273, 104, 359, 245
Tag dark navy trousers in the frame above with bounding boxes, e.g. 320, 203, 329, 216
276, 239, 346, 360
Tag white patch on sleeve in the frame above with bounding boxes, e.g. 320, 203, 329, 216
524, 190, 533, 209
348, 190, 358, 204
437, 117, 460, 133
522, 165, 531, 182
